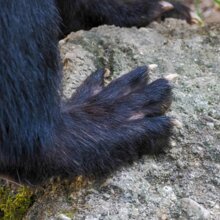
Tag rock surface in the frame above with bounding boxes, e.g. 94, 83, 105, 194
25, 19, 220, 220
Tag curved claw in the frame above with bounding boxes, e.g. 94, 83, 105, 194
148, 64, 158, 71
190, 12, 204, 26
171, 119, 183, 128
160, 1, 174, 12
165, 74, 179, 81
104, 68, 111, 78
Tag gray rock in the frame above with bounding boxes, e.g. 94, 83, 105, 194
180, 198, 210, 220
25, 20, 220, 220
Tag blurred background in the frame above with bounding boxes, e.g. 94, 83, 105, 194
183, 0, 220, 23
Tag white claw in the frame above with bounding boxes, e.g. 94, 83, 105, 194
172, 119, 183, 128
190, 12, 204, 25
165, 73, 179, 81
148, 64, 158, 71
104, 68, 111, 78
160, 1, 174, 12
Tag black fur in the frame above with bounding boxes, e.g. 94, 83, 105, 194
56, 0, 191, 38
161, 1, 192, 24
0, 0, 185, 185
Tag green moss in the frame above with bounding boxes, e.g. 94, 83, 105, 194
0, 186, 33, 220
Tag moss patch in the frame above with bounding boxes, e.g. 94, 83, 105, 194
0, 186, 33, 220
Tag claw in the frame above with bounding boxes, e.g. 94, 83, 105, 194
165, 74, 179, 81
190, 12, 204, 26
160, 1, 174, 12
148, 64, 158, 71
104, 68, 111, 78
171, 119, 183, 128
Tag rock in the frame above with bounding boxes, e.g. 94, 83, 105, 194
180, 198, 210, 220
24, 20, 220, 220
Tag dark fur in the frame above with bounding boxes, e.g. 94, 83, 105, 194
0, 0, 189, 185
161, 1, 192, 24
56, 0, 191, 38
